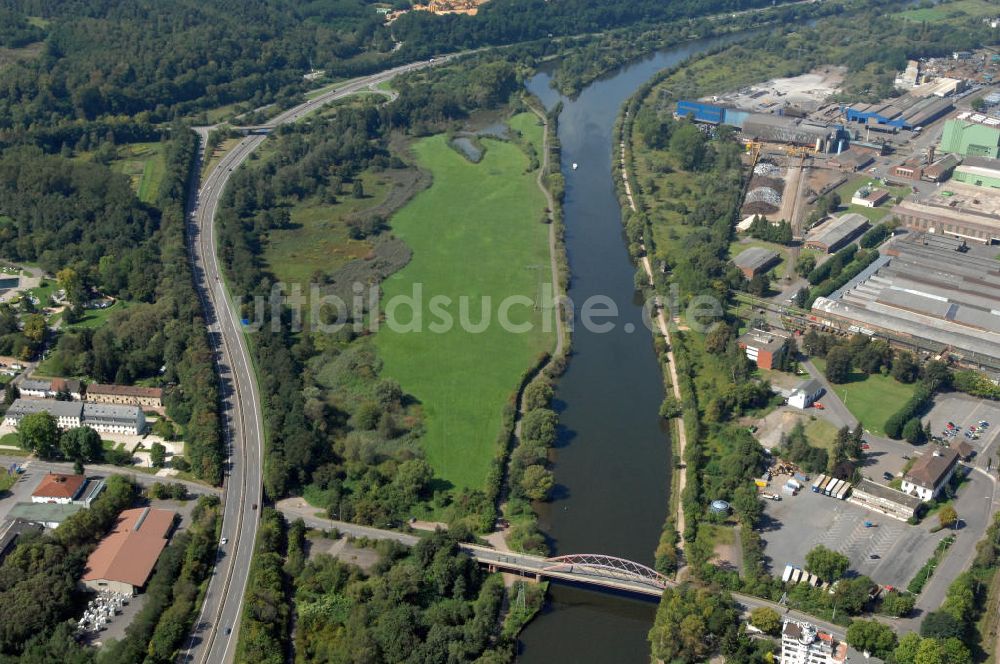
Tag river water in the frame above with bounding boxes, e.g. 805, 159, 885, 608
517, 32, 754, 663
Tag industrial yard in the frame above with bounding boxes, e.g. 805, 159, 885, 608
758, 483, 944, 589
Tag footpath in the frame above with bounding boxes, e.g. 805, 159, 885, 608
618, 119, 688, 551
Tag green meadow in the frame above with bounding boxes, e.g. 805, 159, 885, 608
376, 115, 553, 489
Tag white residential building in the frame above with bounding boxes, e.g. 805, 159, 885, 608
3, 399, 82, 429
781, 620, 848, 664
901, 447, 960, 501
788, 378, 824, 410
3, 399, 146, 435
82, 403, 146, 435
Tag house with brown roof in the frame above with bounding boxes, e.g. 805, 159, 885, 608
31, 473, 86, 505
902, 447, 960, 501
82, 507, 176, 595
84, 384, 163, 408
50, 378, 83, 400
950, 438, 975, 461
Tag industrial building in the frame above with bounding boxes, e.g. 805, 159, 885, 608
780, 620, 848, 664
939, 113, 1000, 158
674, 100, 845, 151
902, 447, 960, 501
805, 213, 870, 253
737, 328, 790, 370
843, 91, 954, 131
741, 114, 840, 152
890, 150, 958, 182
810, 233, 1000, 370
732, 246, 780, 279
953, 156, 1000, 189
850, 187, 889, 208
82, 507, 176, 595
891, 183, 1000, 244
829, 149, 874, 172
847, 479, 921, 521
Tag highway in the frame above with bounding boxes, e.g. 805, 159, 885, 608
179, 56, 459, 664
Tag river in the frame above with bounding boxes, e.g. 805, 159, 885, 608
517, 31, 755, 663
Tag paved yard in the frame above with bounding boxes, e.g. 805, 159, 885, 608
924, 393, 1000, 466
758, 482, 945, 589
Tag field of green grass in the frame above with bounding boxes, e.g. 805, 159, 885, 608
812, 358, 916, 436
896, 0, 997, 22
804, 417, 839, 451
68, 301, 127, 330
263, 173, 394, 285
375, 115, 552, 489
110, 143, 166, 204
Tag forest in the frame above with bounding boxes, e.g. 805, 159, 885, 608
0, 0, 394, 132
238, 512, 517, 663
0, 130, 224, 483
391, 0, 799, 56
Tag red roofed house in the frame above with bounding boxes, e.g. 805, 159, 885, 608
31, 473, 86, 505
82, 507, 176, 595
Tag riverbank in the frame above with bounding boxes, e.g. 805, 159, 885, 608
616, 110, 689, 559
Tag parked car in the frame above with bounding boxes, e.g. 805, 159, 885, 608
883, 472, 893, 480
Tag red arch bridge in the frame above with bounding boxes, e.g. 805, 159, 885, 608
461, 545, 673, 597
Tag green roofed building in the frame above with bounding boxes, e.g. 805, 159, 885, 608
939, 114, 1000, 158
953, 157, 1000, 189
7, 501, 84, 528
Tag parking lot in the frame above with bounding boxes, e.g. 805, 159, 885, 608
759, 481, 947, 589
924, 393, 1000, 466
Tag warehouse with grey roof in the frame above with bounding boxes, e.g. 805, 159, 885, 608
811, 232, 1000, 370
805, 213, 870, 253
732, 247, 780, 278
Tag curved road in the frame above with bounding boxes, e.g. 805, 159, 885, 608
181, 57, 460, 664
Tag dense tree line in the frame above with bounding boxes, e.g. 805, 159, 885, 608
746, 216, 793, 245
648, 585, 773, 663
236, 508, 290, 664
0, 149, 159, 300
0, 0, 395, 133
0, 8, 44, 48
238, 515, 512, 663
392, 0, 800, 58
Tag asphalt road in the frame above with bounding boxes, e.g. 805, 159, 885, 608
179, 56, 460, 664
